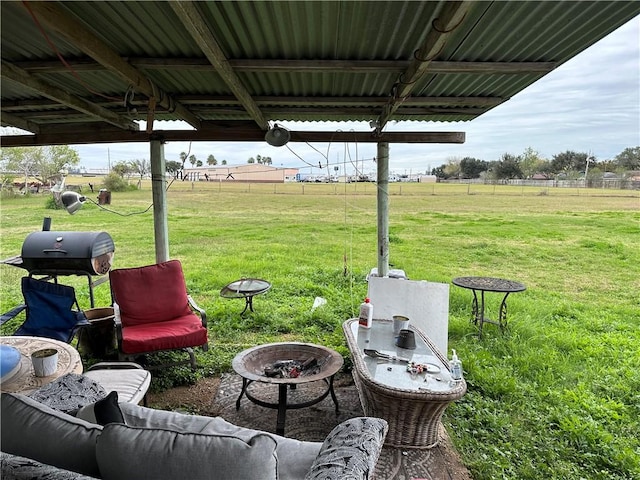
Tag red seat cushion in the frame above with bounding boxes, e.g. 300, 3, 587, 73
120, 314, 208, 355
110, 260, 193, 327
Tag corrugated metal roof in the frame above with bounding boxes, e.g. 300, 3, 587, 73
1, 1, 638, 144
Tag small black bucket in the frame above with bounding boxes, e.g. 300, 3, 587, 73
78, 307, 116, 358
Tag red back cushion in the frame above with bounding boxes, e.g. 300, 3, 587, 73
110, 260, 193, 326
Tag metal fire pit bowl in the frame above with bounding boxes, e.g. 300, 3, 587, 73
232, 342, 343, 384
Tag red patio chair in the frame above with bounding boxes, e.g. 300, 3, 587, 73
109, 260, 208, 370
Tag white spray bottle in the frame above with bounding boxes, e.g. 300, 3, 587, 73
358, 297, 373, 328
450, 349, 463, 380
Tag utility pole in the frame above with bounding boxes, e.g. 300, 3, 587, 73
584, 151, 592, 187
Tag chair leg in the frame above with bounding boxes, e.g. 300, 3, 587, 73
186, 347, 196, 370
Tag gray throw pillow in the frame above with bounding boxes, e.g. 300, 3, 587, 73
304, 417, 388, 480
28, 373, 107, 413
96, 423, 279, 480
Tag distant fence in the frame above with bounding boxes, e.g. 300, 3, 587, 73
157, 180, 639, 200
442, 178, 639, 190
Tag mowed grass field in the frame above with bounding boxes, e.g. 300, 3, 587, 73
1, 180, 639, 479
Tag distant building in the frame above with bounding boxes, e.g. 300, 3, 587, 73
418, 175, 437, 183
183, 164, 299, 183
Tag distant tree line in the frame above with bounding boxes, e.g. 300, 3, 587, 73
430, 146, 640, 180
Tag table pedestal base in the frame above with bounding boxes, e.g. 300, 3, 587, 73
470, 290, 512, 337
236, 377, 340, 436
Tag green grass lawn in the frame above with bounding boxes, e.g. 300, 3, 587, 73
1, 181, 638, 479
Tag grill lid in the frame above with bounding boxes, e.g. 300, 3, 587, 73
21, 231, 115, 275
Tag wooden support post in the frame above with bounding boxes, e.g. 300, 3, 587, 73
377, 142, 389, 277
150, 140, 169, 263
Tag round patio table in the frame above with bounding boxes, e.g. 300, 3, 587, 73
452, 277, 526, 337
220, 278, 271, 315
0, 335, 83, 394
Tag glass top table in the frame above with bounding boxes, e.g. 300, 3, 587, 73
343, 319, 466, 448
452, 276, 526, 337
345, 319, 455, 393
220, 278, 271, 315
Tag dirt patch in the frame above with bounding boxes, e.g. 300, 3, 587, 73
146, 376, 222, 416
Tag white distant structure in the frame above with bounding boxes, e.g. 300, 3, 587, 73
418, 175, 437, 183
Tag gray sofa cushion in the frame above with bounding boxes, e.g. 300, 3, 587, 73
0, 452, 99, 480
119, 402, 321, 480
96, 423, 279, 480
0, 393, 102, 478
304, 417, 388, 480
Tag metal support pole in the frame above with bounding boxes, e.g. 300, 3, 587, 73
376, 142, 389, 277
150, 140, 169, 263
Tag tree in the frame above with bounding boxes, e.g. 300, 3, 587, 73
165, 160, 182, 174
0, 145, 80, 187
459, 157, 488, 178
431, 165, 446, 178
492, 153, 523, 179
520, 147, 546, 178
247, 157, 255, 164
551, 151, 589, 174
442, 157, 462, 179
111, 160, 134, 179
613, 146, 640, 170
131, 158, 150, 188
196, 160, 203, 167
207, 154, 217, 166
0, 146, 36, 191
221, 159, 227, 165
188, 154, 197, 167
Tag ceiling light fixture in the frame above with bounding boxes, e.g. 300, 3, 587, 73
265, 124, 291, 147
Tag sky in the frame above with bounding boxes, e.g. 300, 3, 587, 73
70, 16, 639, 175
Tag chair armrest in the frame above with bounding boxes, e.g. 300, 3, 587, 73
305, 417, 388, 480
112, 311, 123, 347
187, 295, 207, 327
0, 304, 26, 325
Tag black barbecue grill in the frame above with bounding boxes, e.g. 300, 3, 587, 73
21, 231, 115, 275
3, 230, 115, 307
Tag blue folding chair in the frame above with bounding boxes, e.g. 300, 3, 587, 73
0, 277, 88, 343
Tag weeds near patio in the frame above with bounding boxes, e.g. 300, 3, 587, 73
1, 182, 638, 479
